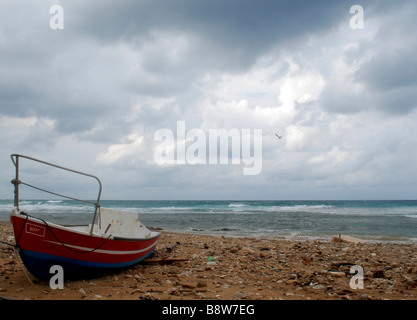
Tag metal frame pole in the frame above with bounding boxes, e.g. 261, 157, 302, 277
10, 154, 102, 235
14, 156, 19, 211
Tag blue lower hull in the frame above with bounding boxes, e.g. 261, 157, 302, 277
19, 248, 156, 280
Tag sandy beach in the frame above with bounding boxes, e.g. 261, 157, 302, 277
1, 220, 417, 300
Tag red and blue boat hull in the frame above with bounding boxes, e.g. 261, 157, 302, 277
11, 212, 160, 280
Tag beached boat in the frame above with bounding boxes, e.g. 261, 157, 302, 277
9, 154, 160, 280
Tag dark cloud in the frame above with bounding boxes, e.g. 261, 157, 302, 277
73, 0, 349, 71
1, 0, 417, 200
316, 0, 417, 115
0, 84, 42, 116
355, 40, 417, 101
356, 1, 417, 90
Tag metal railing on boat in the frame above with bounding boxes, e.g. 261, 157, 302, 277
10, 154, 102, 234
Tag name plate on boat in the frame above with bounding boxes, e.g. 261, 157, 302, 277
26, 223, 46, 237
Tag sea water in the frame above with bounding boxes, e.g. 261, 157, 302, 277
1, 199, 417, 242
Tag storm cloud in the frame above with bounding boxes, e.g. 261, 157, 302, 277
1, 0, 417, 200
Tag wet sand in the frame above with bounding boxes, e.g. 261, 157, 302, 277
1, 221, 417, 300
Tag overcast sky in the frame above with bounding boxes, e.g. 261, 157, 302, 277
1, 0, 416, 200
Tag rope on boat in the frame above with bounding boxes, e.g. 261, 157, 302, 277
0, 236, 44, 292
14, 212, 112, 254
16, 213, 29, 249
0, 215, 41, 290
37, 216, 113, 254
0, 240, 15, 248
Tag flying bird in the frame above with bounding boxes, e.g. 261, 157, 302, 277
275, 133, 282, 139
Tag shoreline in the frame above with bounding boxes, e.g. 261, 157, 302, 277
149, 224, 417, 245
4, 217, 417, 245
157, 228, 417, 244
2, 220, 417, 300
